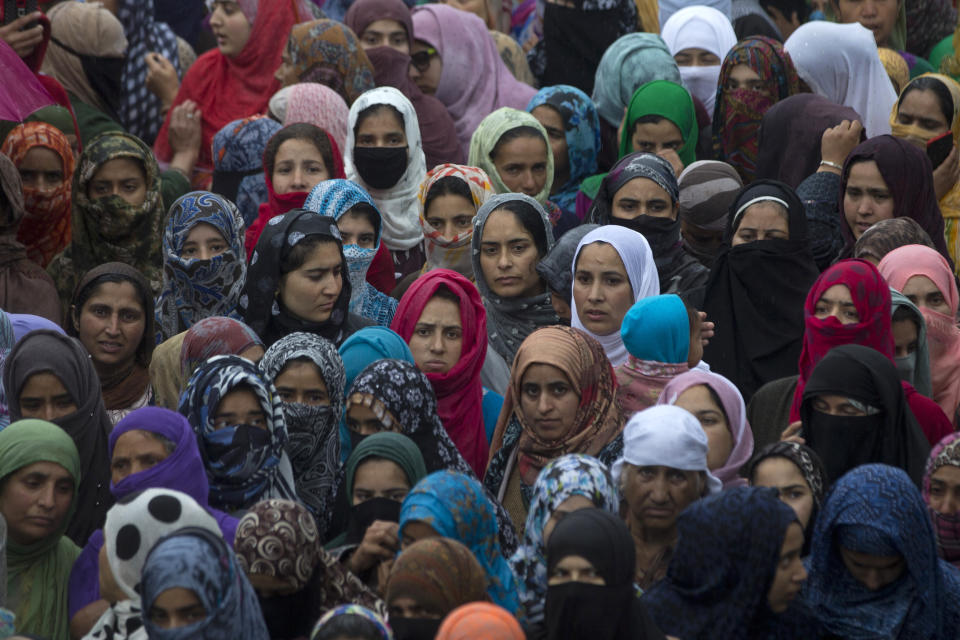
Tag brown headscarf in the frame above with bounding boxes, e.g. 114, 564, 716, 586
385, 537, 489, 617
490, 326, 625, 485
285, 20, 376, 105
853, 217, 937, 264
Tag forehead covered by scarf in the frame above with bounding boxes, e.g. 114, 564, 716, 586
417, 163, 494, 260
312, 605, 393, 640
345, 431, 428, 498
180, 316, 263, 378
260, 332, 346, 404
924, 432, 960, 502
590, 152, 680, 226
746, 441, 827, 507
853, 218, 935, 263
468, 107, 554, 205
879, 244, 959, 314
212, 116, 280, 223
385, 537, 489, 617
726, 179, 806, 241
286, 19, 376, 105
620, 81, 698, 166
234, 498, 322, 591
305, 178, 382, 245
344, 0, 414, 43
527, 85, 601, 195
660, 5, 737, 61
546, 507, 635, 587
677, 160, 742, 231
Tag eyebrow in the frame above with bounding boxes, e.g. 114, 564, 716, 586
414, 321, 461, 329
482, 238, 529, 245
817, 296, 857, 308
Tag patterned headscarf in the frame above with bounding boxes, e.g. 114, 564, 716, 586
712, 37, 800, 183
285, 20, 376, 105
0, 122, 75, 268
141, 530, 269, 640
283, 82, 350, 154
178, 355, 298, 512
804, 464, 960, 639
527, 86, 601, 215
234, 499, 322, 591
385, 538, 489, 617
418, 164, 494, 279
509, 454, 619, 610
211, 116, 282, 227
156, 191, 247, 342
923, 432, 960, 569
259, 333, 345, 535
399, 471, 521, 614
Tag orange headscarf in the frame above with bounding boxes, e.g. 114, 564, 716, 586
436, 602, 525, 640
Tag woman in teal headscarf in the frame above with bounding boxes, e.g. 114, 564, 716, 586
1, 419, 81, 640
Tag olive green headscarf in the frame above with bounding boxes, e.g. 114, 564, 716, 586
1, 419, 81, 640
345, 432, 428, 498
468, 107, 555, 206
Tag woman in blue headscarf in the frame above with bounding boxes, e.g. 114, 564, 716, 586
398, 470, 521, 615
211, 116, 282, 227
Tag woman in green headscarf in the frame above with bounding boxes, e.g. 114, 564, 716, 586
0, 419, 81, 640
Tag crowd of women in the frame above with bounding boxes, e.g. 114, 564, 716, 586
0, 0, 959, 637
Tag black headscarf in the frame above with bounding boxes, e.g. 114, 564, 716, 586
545, 508, 664, 640
3, 330, 113, 545
800, 344, 931, 485
701, 179, 820, 401
241, 209, 352, 348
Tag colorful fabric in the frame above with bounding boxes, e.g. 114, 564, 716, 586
391, 269, 489, 477
259, 333, 344, 534
509, 454, 619, 610
0, 122, 74, 268
385, 537, 489, 616
436, 602, 525, 640
399, 470, 521, 614
178, 354, 298, 512
803, 464, 960, 638
712, 37, 800, 183
311, 605, 393, 640
924, 432, 960, 568
211, 116, 281, 227
285, 20, 376, 105
141, 530, 268, 640
418, 164, 494, 278
411, 4, 537, 156
156, 191, 247, 342
283, 82, 350, 154
234, 499, 322, 591
1, 420, 80, 640
622, 80, 699, 166
304, 179, 398, 325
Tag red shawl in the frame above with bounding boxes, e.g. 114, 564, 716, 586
391, 269, 488, 477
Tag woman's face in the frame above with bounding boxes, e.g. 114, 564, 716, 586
275, 46, 297, 87
621, 464, 703, 531
492, 135, 549, 198
892, 317, 919, 359
111, 429, 170, 485
902, 274, 952, 316
278, 242, 344, 324
673, 385, 733, 472
928, 464, 960, 514
425, 193, 475, 241
843, 160, 895, 239
148, 587, 208, 629
896, 88, 950, 139
209, 0, 252, 58
547, 555, 605, 586
518, 363, 581, 442
409, 39, 443, 95
531, 105, 569, 186
725, 64, 763, 91
611, 177, 677, 220
408, 295, 463, 375
272, 138, 330, 195
18, 372, 77, 422
811, 394, 868, 417
87, 157, 147, 206
766, 523, 807, 613
18, 146, 64, 192
674, 47, 721, 66
273, 361, 329, 405
359, 19, 409, 54
631, 119, 684, 157
0, 460, 73, 545
731, 203, 790, 246
351, 458, 411, 505
813, 284, 860, 324
346, 402, 398, 436
835, 0, 901, 46
213, 388, 268, 430
839, 546, 905, 591
479, 208, 544, 298
75, 281, 146, 374
181, 222, 228, 260
751, 457, 815, 529
356, 110, 407, 148
337, 211, 377, 249
572, 242, 634, 337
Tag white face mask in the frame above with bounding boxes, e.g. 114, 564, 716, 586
679, 65, 722, 119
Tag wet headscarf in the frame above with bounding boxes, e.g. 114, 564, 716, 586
259, 333, 344, 534
642, 487, 801, 638
178, 354, 298, 512
619, 80, 698, 167
571, 225, 660, 366
304, 179, 398, 326
242, 208, 352, 348
399, 470, 520, 614
803, 464, 960, 639
661, 6, 738, 119
0, 420, 80, 640
391, 270, 489, 477
284, 19, 375, 105
701, 179, 818, 399
0, 122, 75, 268
141, 529, 269, 640
527, 86, 601, 216
801, 344, 930, 484
509, 454, 619, 610
591, 33, 682, 128
790, 259, 893, 423
676, 160, 743, 266
279, 83, 351, 154
468, 108, 555, 206
784, 22, 897, 137
436, 602, 525, 640
50, 132, 164, 298
880, 246, 960, 428
889, 290, 933, 398
755, 94, 863, 189
211, 116, 282, 227
4, 331, 113, 545
535, 224, 599, 305
471, 193, 558, 364
712, 37, 800, 183
411, 4, 537, 156
923, 432, 960, 569
418, 164, 494, 278
155, 191, 247, 342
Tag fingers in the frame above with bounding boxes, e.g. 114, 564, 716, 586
780, 421, 803, 443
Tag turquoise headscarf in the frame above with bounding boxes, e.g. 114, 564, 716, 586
621, 294, 690, 364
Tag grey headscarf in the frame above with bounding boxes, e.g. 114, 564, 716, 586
890, 290, 933, 399
536, 224, 599, 305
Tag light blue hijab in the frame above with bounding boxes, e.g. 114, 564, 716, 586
591, 33, 681, 127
